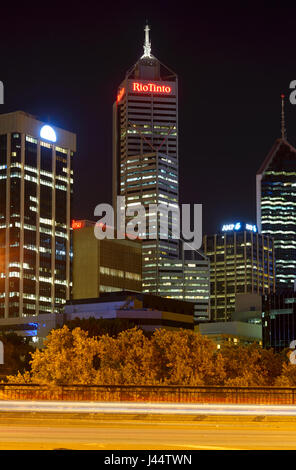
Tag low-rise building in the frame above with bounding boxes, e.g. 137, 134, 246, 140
197, 321, 262, 348
65, 291, 195, 332
0, 313, 63, 347
71, 220, 142, 298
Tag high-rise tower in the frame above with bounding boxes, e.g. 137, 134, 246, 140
113, 25, 179, 294
256, 96, 296, 289
203, 223, 275, 321
0, 111, 75, 319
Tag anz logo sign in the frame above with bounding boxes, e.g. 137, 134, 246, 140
0, 82, 3, 104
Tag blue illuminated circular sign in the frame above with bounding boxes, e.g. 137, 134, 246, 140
40, 125, 57, 143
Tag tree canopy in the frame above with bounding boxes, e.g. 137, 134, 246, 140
6, 326, 294, 386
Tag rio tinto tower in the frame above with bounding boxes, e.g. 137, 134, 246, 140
113, 25, 179, 294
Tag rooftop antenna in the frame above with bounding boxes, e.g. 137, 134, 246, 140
142, 22, 152, 58
281, 93, 287, 140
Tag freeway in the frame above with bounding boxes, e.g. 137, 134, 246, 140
0, 416, 296, 449
1, 401, 296, 449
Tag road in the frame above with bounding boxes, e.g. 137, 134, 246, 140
1, 412, 296, 449
0, 418, 296, 450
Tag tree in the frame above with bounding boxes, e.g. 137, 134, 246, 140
0, 333, 35, 380
95, 327, 155, 385
8, 326, 101, 385
274, 349, 296, 386
150, 329, 226, 385
220, 343, 284, 386
6, 325, 288, 387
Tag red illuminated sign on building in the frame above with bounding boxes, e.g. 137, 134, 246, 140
72, 220, 85, 229
132, 82, 172, 94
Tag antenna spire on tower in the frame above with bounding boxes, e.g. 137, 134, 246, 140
142, 23, 152, 58
281, 93, 287, 140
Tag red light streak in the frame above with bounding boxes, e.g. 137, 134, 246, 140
117, 87, 125, 103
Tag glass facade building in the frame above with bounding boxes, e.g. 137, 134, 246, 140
262, 290, 296, 351
203, 229, 275, 321
257, 138, 296, 289
112, 26, 209, 313
0, 111, 76, 318
158, 250, 210, 322
112, 26, 179, 295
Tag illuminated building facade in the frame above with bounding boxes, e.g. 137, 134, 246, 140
262, 290, 296, 351
71, 220, 142, 299
112, 25, 179, 294
0, 111, 75, 319
158, 249, 211, 323
256, 99, 296, 289
203, 223, 275, 321
198, 321, 262, 347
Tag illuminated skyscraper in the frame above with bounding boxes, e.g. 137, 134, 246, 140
203, 223, 275, 321
158, 249, 211, 323
113, 25, 179, 294
0, 111, 75, 319
256, 96, 296, 288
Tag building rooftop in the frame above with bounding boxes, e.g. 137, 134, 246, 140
66, 290, 196, 314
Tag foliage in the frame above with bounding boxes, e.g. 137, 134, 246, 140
274, 350, 296, 386
7, 370, 32, 384
150, 329, 225, 385
6, 326, 296, 387
0, 333, 35, 377
95, 327, 155, 385
7, 326, 101, 385
219, 343, 284, 386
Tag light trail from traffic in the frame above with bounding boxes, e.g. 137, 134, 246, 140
0, 400, 296, 416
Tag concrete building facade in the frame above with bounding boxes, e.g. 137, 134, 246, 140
72, 220, 142, 299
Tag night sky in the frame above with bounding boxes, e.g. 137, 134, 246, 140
1, 3, 296, 234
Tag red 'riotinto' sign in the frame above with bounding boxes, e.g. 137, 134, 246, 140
132, 82, 172, 94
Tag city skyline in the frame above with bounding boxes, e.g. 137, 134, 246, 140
1, 3, 296, 453
1, 5, 296, 234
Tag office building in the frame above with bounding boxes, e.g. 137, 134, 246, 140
232, 292, 262, 324
203, 222, 275, 321
112, 25, 179, 294
0, 111, 75, 318
72, 220, 142, 299
262, 289, 296, 351
158, 249, 210, 323
257, 96, 296, 288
